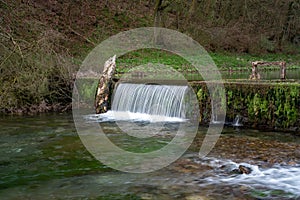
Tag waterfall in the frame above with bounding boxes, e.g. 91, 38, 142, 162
232, 114, 243, 127
211, 100, 222, 124
112, 83, 188, 119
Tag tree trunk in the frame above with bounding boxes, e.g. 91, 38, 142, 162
95, 55, 116, 114
153, 0, 169, 45
154, 0, 163, 27
249, 61, 286, 80
188, 0, 197, 18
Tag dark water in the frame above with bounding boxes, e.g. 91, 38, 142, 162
221, 68, 300, 80
184, 69, 300, 81
0, 113, 300, 200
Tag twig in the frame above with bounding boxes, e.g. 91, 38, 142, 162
68, 26, 95, 45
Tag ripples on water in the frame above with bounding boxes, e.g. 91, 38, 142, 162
0, 113, 300, 199
195, 157, 300, 198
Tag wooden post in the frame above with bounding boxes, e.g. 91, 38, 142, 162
95, 55, 116, 114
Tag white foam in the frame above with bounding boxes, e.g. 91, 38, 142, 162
199, 157, 300, 197
84, 111, 186, 123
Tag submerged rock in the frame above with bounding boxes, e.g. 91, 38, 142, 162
238, 165, 252, 174
185, 195, 210, 200
229, 165, 252, 175
294, 149, 300, 159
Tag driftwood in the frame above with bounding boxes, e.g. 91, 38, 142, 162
95, 55, 116, 114
249, 61, 287, 80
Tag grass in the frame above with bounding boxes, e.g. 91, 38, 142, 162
116, 49, 300, 76
116, 49, 190, 72
210, 52, 300, 70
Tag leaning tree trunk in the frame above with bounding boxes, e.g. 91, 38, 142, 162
95, 55, 116, 114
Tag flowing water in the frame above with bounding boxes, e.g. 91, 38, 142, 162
1, 82, 300, 199
112, 83, 189, 119
0, 113, 300, 199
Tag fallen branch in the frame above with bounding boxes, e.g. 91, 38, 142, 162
68, 26, 95, 45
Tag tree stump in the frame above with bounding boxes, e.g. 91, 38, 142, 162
95, 55, 116, 114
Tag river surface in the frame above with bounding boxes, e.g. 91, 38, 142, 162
0, 113, 300, 200
221, 68, 300, 80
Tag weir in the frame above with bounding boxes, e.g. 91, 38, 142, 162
111, 83, 189, 119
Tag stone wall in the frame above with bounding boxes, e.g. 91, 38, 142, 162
190, 82, 300, 131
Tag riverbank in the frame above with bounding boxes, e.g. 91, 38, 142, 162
0, 49, 300, 115
191, 81, 300, 131
1, 0, 299, 118
1, 77, 299, 132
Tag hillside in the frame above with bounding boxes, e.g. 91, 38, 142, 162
0, 0, 299, 113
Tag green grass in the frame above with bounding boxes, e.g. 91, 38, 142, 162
116, 48, 190, 72
116, 49, 300, 74
210, 52, 300, 70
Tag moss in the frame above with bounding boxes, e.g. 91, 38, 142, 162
191, 82, 300, 129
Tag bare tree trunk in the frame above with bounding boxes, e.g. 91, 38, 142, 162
176, 11, 180, 29
280, 0, 297, 45
154, 0, 163, 27
188, 0, 197, 18
280, 61, 287, 80
95, 55, 116, 114
153, 0, 169, 45
249, 61, 287, 80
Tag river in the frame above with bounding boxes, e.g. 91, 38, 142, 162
0, 113, 300, 199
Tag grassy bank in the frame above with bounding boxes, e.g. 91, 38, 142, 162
116, 49, 300, 73
1, 44, 299, 114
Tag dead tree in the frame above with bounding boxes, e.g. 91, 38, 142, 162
95, 55, 116, 114
249, 61, 287, 80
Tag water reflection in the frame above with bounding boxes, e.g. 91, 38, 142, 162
222, 68, 300, 80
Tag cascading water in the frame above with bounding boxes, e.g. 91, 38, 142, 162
195, 157, 300, 198
232, 114, 243, 127
87, 83, 192, 122
112, 83, 188, 118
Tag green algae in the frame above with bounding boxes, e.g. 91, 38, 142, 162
192, 82, 300, 129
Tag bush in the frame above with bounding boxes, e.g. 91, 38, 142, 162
0, 29, 76, 114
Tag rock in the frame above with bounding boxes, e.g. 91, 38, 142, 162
294, 149, 300, 159
238, 165, 252, 174
287, 160, 297, 166
185, 195, 210, 200
229, 165, 252, 175
140, 193, 153, 200
230, 168, 242, 174
289, 127, 298, 132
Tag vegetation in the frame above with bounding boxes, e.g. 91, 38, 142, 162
117, 49, 300, 72
0, 0, 299, 114
192, 82, 300, 129
154, 0, 300, 54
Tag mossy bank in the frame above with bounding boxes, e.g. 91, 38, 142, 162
191, 81, 300, 131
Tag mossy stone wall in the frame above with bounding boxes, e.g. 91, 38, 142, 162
190, 82, 300, 130
79, 79, 299, 130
